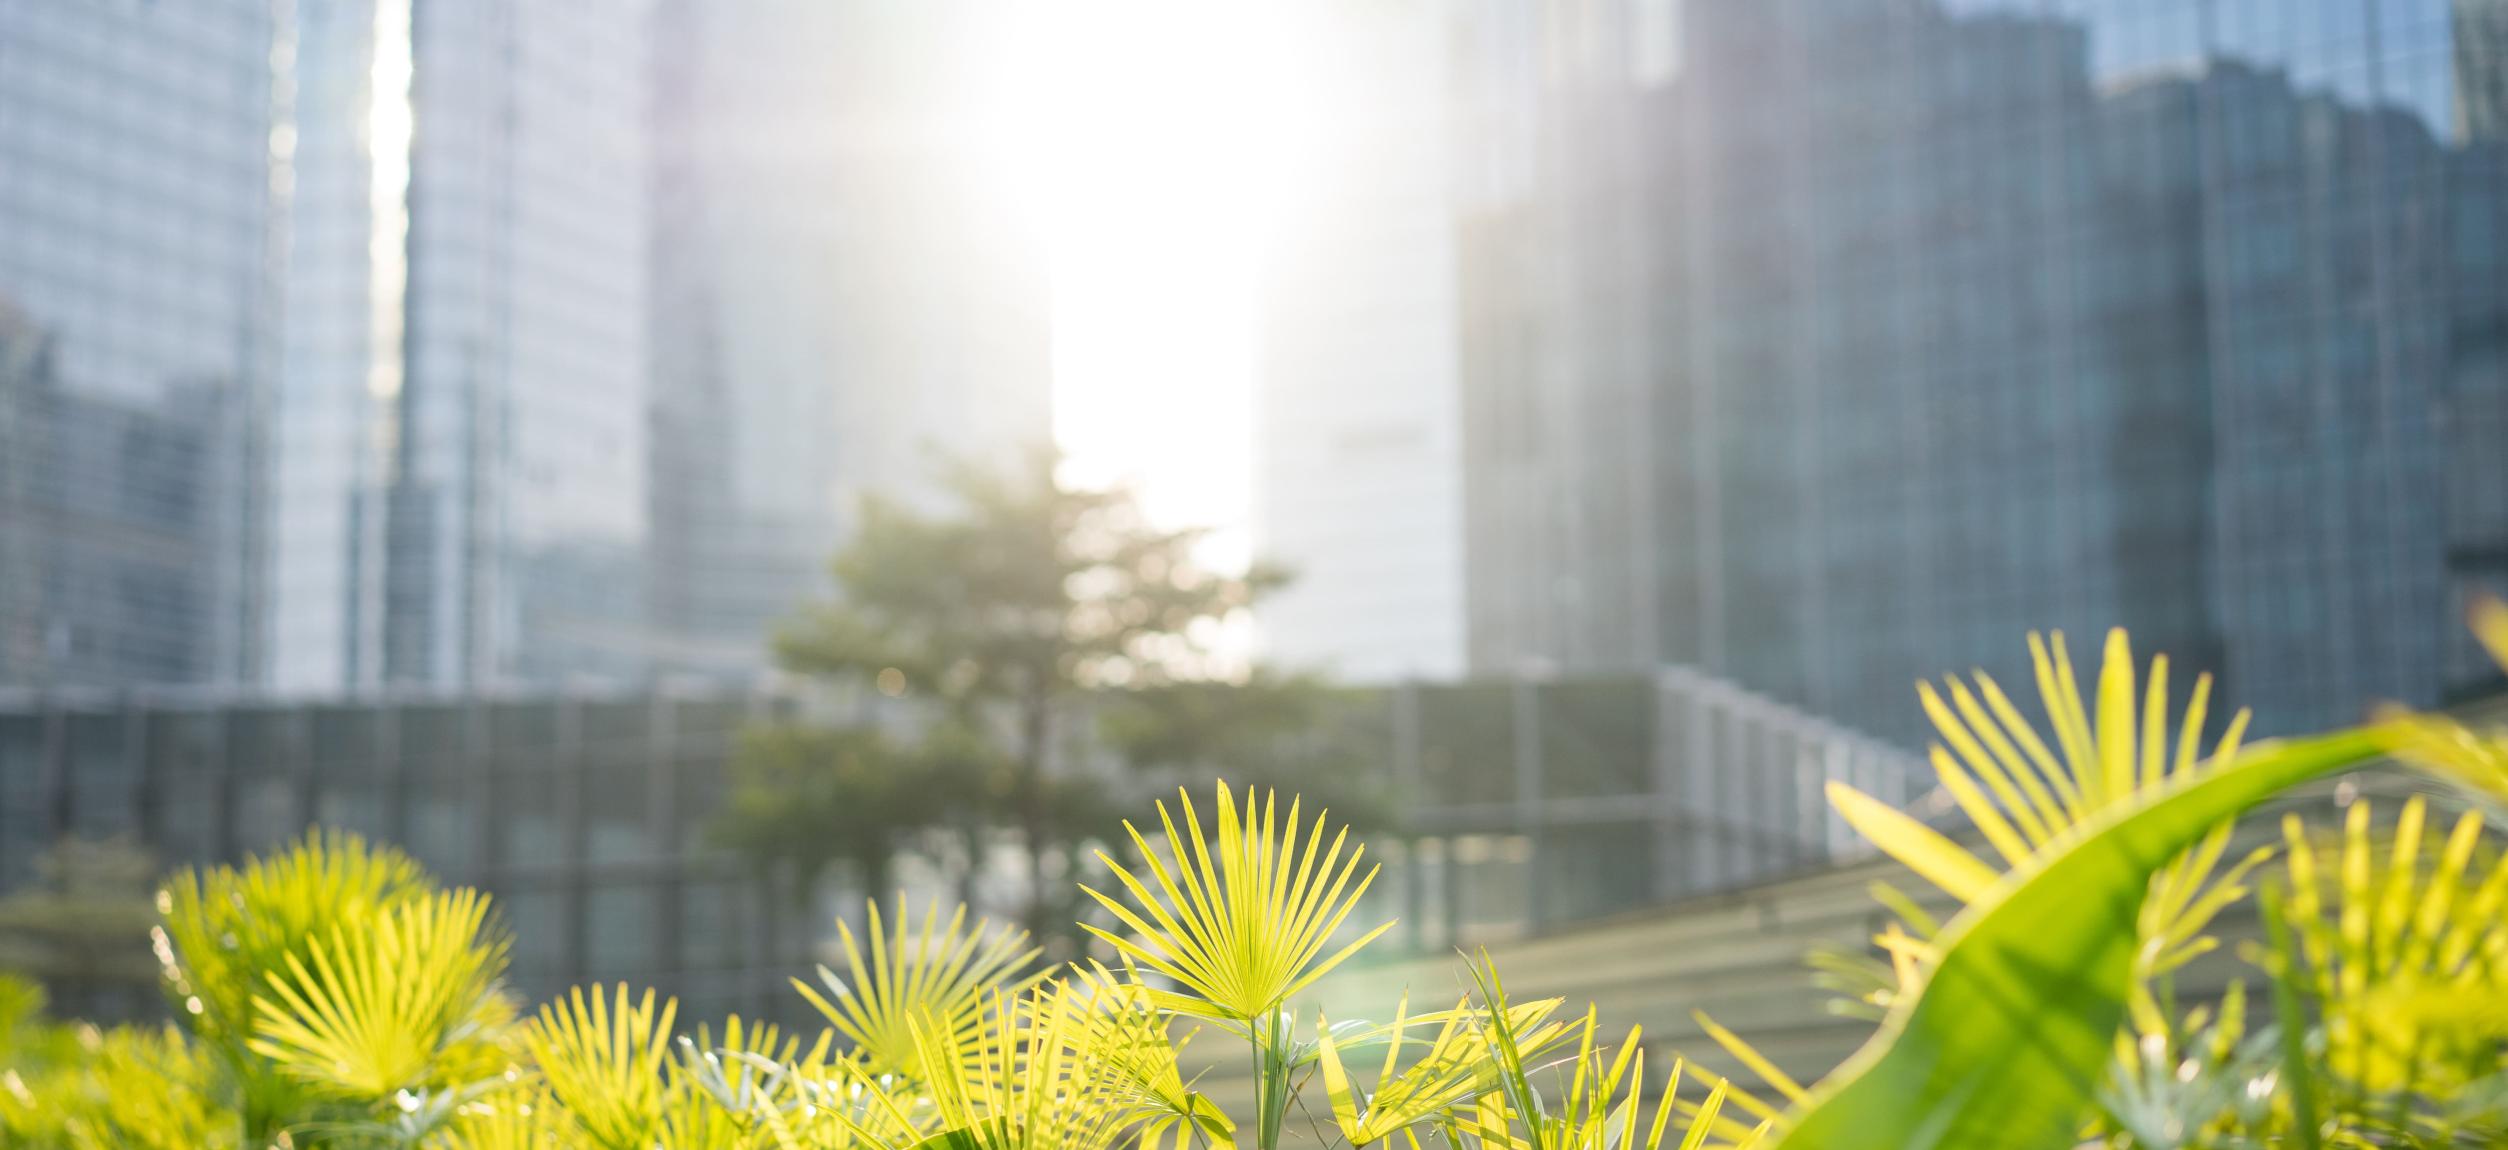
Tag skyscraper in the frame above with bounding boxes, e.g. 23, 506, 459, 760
2452, 0, 2508, 702
272, 0, 653, 691
1453, 0, 2508, 744
645, 0, 1052, 677
0, 0, 276, 688
2459, 0, 2508, 143
0, 301, 247, 687
1255, 0, 1468, 682
1452, 0, 1681, 679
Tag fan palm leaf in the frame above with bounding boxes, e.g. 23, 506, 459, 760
2382, 595, 2508, 805
794, 896, 1040, 1078
1058, 963, 1234, 1150
247, 885, 510, 1100
158, 829, 428, 1045
1772, 726, 2385, 1149
670, 1014, 841, 1148
848, 985, 1126, 1150
1828, 630, 2265, 1031
2276, 795, 2508, 1097
0, 1023, 236, 1150
423, 1082, 587, 1150
1457, 958, 1763, 1150
1311, 988, 1570, 1147
1441, 1040, 1759, 1150
526, 984, 677, 1150
1080, 782, 1393, 1024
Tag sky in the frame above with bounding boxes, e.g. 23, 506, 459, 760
999, 0, 1310, 574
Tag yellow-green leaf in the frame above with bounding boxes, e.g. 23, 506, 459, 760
1772, 727, 2385, 1150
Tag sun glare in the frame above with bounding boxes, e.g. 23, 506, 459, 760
989, 1, 1309, 573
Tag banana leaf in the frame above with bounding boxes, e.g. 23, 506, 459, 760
1772, 727, 2385, 1150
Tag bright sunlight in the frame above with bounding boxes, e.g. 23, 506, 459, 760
989, 0, 1313, 571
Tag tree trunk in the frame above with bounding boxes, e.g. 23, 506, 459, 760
855, 848, 894, 912
954, 820, 983, 910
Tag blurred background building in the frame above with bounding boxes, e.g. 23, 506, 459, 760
0, 0, 274, 689
1448, 0, 2508, 744
272, 0, 653, 691
0, 303, 246, 687
1253, 0, 1469, 682
0, 0, 1046, 694
646, 0, 1053, 680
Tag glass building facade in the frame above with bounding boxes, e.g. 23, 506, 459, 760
0, 0, 274, 689
0, 305, 246, 687
645, 0, 1053, 678
0, 1, 654, 693
1255, 0, 1472, 684
1458, 0, 2508, 744
273, 0, 654, 692
0, 668, 1919, 1021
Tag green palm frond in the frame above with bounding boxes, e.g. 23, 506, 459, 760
1445, 1049, 1758, 1150
0, 973, 44, 1052
2383, 595, 2508, 805
1829, 630, 2264, 1030
527, 984, 677, 1150
1680, 1012, 1800, 1137
1058, 963, 1233, 1150
1081, 782, 1393, 1023
794, 896, 1040, 1078
813, 1054, 945, 1150
670, 1014, 840, 1148
1775, 726, 2384, 1150
2097, 984, 2280, 1149
247, 885, 510, 1100
154, 830, 442, 1142
1801, 945, 1895, 1023
1311, 989, 1567, 1147
2276, 796, 2508, 1097
1457, 956, 1761, 1150
855, 985, 1125, 1150
424, 1083, 577, 1150
158, 829, 428, 1046
656, 1097, 754, 1150
0, 1023, 237, 1150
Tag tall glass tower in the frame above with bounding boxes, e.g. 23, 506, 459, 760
0, 0, 277, 688
1256, 0, 1470, 683
645, 0, 1052, 678
1457, 0, 2508, 743
272, 0, 653, 691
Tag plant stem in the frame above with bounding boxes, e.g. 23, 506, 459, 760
1250, 1010, 1288, 1150
2260, 879, 2321, 1150
1016, 685, 1052, 939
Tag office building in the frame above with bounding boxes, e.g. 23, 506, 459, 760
0, 0, 276, 688
646, 0, 1053, 677
272, 0, 654, 691
0, 2, 656, 694
1255, 0, 1469, 682
2451, 0, 2508, 700
1455, 0, 2508, 744
0, 303, 246, 687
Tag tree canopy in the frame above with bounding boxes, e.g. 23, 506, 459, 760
714, 449, 1376, 943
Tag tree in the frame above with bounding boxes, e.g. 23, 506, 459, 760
711, 725, 959, 907
1097, 668, 1393, 830
725, 448, 1295, 939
